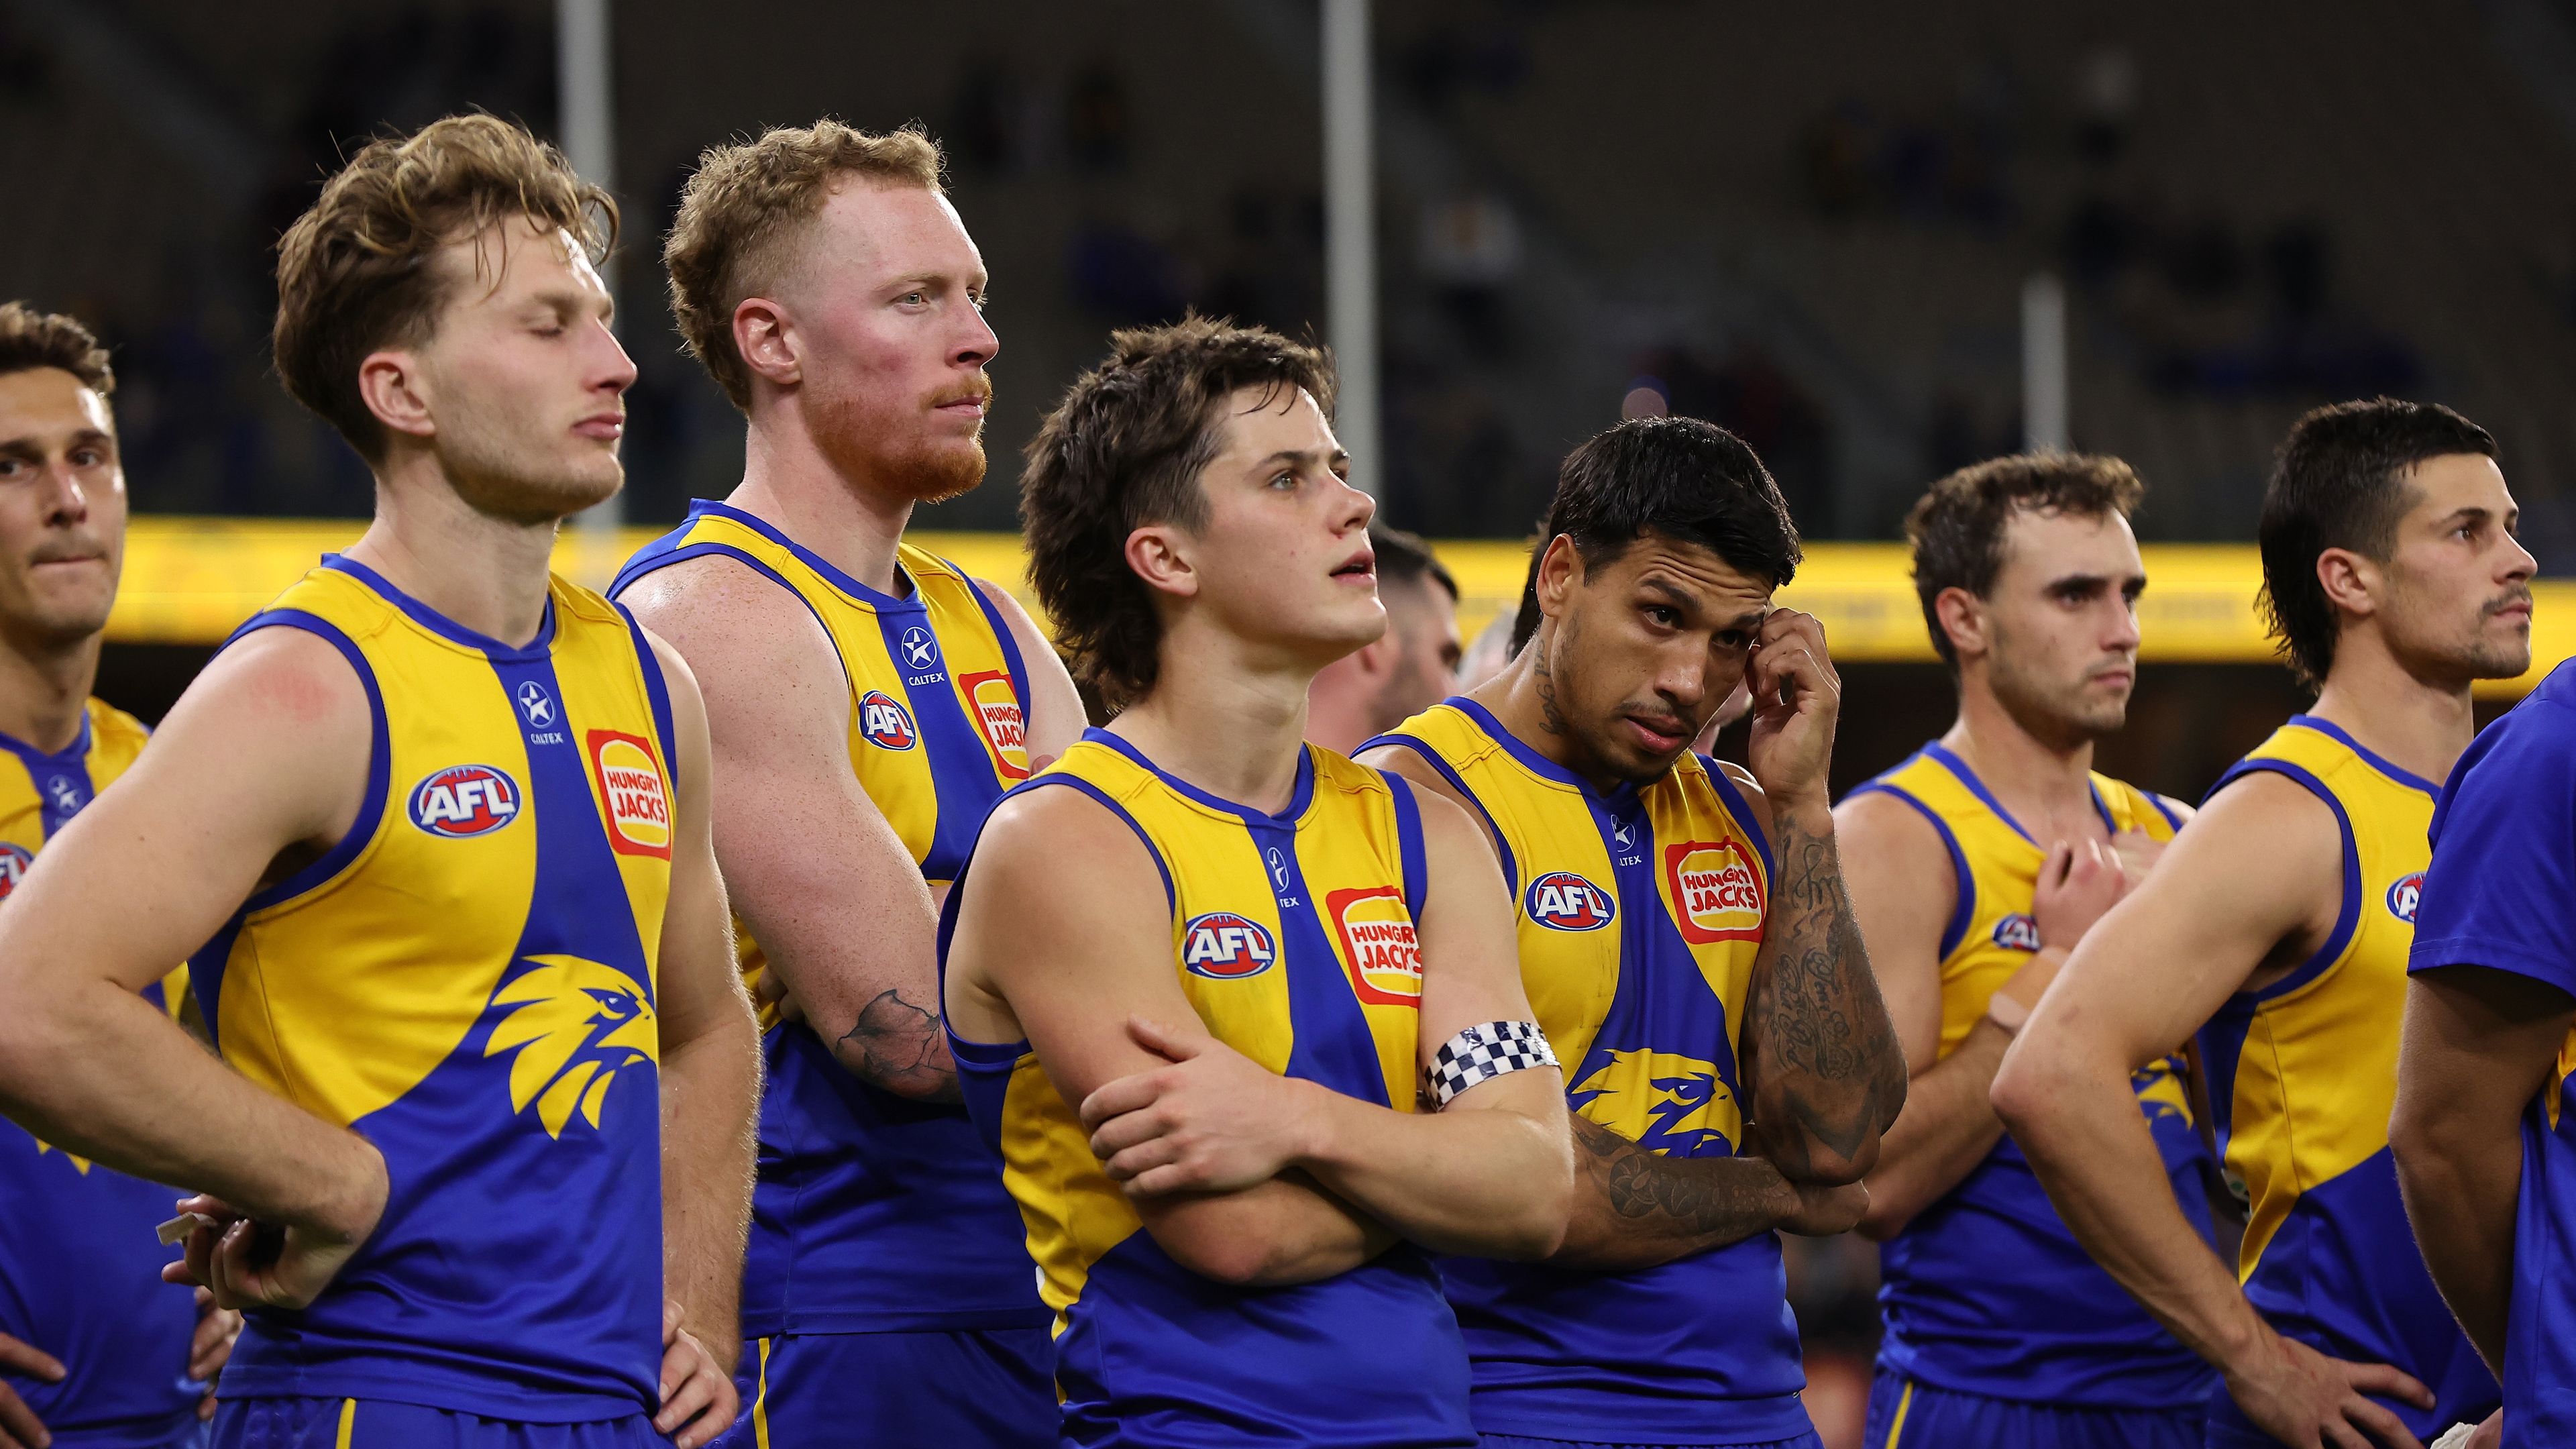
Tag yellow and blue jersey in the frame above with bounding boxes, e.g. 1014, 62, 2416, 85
612, 500, 1044, 1339
2199, 716, 2497, 1442
0, 701, 207, 1449
2410, 663, 2576, 1440
192, 555, 680, 1419
943, 731, 1475, 1448
1848, 742, 2217, 1409
1368, 697, 1807, 1444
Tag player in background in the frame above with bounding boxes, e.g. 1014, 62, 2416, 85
1837, 453, 2216, 1448
1360, 416, 1906, 1449
1993, 400, 2528, 1448
942, 318, 1576, 1447
0, 117, 760, 1449
0, 303, 237, 1449
612, 121, 1080, 1447
2389, 610, 2571, 1444
1304, 525, 1461, 753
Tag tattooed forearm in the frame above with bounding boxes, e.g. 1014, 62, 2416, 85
834, 988, 963, 1103
1552, 1116, 1794, 1269
1742, 809, 1907, 1181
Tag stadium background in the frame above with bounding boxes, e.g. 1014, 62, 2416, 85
12, 0, 2576, 1442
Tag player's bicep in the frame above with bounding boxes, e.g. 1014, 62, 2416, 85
1411, 791, 1547, 1076
643, 633, 750, 1046
0, 627, 370, 996
1833, 790, 1955, 1071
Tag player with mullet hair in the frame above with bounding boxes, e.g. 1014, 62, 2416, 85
0, 302, 239, 1449
0, 117, 761, 1449
1994, 401, 2528, 1448
942, 317, 1576, 1447
612, 119, 1080, 1447
1838, 453, 2218, 1449
1358, 416, 1907, 1449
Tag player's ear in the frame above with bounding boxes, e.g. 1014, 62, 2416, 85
1932, 586, 1987, 661
1126, 523, 1199, 600
733, 297, 800, 391
1534, 536, 1581, 619
358, 348, 436, 445
2314, 546, 2378, 621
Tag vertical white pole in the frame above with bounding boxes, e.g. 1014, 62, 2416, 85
560, 0, 623, 533
1322, 0, 1382, 496
2021, 272, 2069, 454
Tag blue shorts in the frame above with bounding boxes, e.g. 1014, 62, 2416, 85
1483, 1423, 1823, 1433
55, 1414, 206, 1449
1866, 1373, 2202, 1449
211, 1401, 659, 1449
711, 1329, 1053, 1449
1480, 1435, 1822, 1449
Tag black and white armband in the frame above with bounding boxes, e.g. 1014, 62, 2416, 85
1429, 1020, 1559, 1108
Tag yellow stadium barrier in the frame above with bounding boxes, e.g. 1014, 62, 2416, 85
109, 519, 2573, 698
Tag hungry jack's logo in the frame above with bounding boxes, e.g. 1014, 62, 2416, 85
485, 954, 660, 1138
959, 670, 1030, 780
1328, 885, 1424, 1006
1664, 841, 1764, 943
586, 731, 673, 859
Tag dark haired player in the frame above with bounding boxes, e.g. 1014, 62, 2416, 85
0, 302, 238, 1449
1305, 525, 1462, 753
1838, 453, 2215, 1448
1359, 416, 1906, 1448
942, 317, 1576, 1447
1994, 400, 2528, 1448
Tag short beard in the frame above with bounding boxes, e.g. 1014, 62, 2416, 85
812, 390, 991, 504
437, 428, 621, 526
1987, 648, 2125, 751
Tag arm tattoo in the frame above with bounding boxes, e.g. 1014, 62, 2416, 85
1741, 810, 1905, 1177
1557, 1116, 1790, 1266
835, 988, 963, 1102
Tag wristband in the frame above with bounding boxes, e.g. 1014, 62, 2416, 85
1430, 1020, 1558, 1108
1985, 989, 2033, 1036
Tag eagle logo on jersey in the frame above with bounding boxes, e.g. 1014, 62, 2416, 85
1570, 1049, 1741, 1156
0, 842, 31, 900
858, 690, 918, 751
1665, 841, 1764, 943
1992, 912, 2043, 952
2386, 871, 2424, 924
30, 1134, 93, 1174
959, 670, 1030, 780
1525, 871, 1615, 931
2133, 1055, 2195, 1128
1328, 885, 1424, 1006
586, 731, 672, 859
409, 764, 521, 838
1181, 912, 1277, 979
484, 954, 660, 1138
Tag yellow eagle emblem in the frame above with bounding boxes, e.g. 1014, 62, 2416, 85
484, 954, 659, 1138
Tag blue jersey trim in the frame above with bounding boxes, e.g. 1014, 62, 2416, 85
1360, 731, 1518, 896
613, 602, 681, 793
2206, 757, 2361, 1003
1083, 727, 1317, 827
1384, 773, 1430, 919
2286, 714, 2442, 798
2149, 792, 2189, 831
227, 610, 392, 914
1444, 696, 1643, 818
1846, 778, 1974, 961
606, 541, 855, 698
948, 560, 1034, 720
320, 555, 557, 661
676, 500, 925, 614
0, 710, 96, 839
1699, 753, 1774, 883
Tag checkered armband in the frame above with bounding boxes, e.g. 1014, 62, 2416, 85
1429, 1020, 1559, 1108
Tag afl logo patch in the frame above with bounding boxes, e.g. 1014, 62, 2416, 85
959, 670, 1029, 780
1328, 885, 1424, 1006
586, 730, 673, 859
0, 842, 32, 900
1525, 871, 1615, 932
1181, 912, 1277, 979
2387, 871, 2424, 924
409, 764, 521, 838
859, 690, 918, 751
1992, 912, 2043, 953
1666, 841, 1765, 944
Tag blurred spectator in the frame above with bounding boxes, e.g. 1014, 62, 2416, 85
1066, 61, 1133, 173
1393, 20, 1531, 109
947, 55, 1032, 176
2074, 45, 2139, 164
1066, 218, 1195, 327
1418, 193, 1525, 354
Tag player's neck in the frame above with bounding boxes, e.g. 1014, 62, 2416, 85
1113, 627, 1316, 816
1942, 682, 2100, 837
0, 629, 98, 754
731, 411, 917, 598
1474, 641, 1621, 792
345, 457, 564, 648
2306, 637, 2479, 787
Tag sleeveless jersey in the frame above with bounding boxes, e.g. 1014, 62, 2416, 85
192, 555, 679, 1419
2406, 662, 2576, 1442
943, 731, 1474, 1448
1848, 741, 2216, 1407
1370, 697, 1807, 1444
611, 500, 1044, 1338
1, 702, 207, 1449
2199, 716, 2498, 1440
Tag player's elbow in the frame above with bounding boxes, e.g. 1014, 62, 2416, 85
0, 974, 75, 1106
1986, 1036, 2065, 1141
